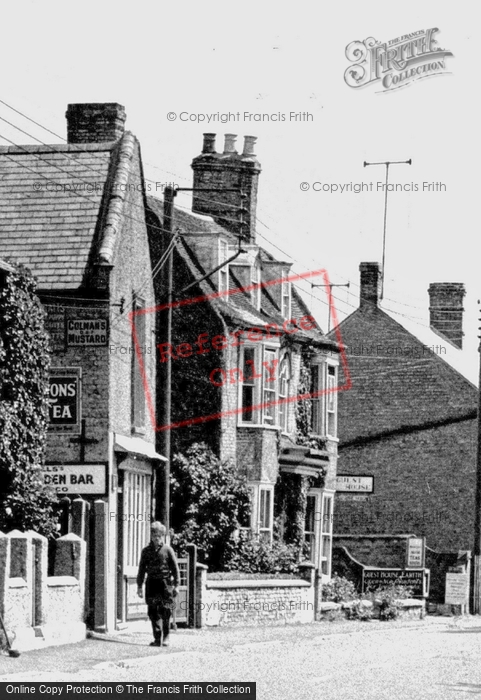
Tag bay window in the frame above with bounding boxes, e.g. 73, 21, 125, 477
311, 361, 338, 438
279, 354, 291, 433
320, 493, 334, 578
239, 344, 279, 425
258, 486, 273, 542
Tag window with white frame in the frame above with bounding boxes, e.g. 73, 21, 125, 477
311, 364, 322, 436
241, 347, 256, 422
320, 493, 333, 577
262, 347, 277, 424
251, 263, 261, 310
304, 494, 317, 562
218, 239, 228, 293
258, 486, 273, 542
311, 362, 338, 438
279, 354, 291, 433
131, 294, 146, 431
281, 269, 291, 318
326, 365, 337, 437
239, 345, 279, 425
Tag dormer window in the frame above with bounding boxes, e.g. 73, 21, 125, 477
281, 269, 291, 318
219, 239, 228, 293
251, 263, 261, 310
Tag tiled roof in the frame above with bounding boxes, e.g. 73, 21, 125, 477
0, 142, 118, 289
147, 195, 335, 349
329, 305, 478, 445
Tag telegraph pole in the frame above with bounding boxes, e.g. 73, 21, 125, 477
311, 282, 350, 332
363, 159, 411, 299
158, 185, 176, 531
156, 185, 247, 531
472, 305, 481, 613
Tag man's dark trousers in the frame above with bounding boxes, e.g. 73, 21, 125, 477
148, 602, 171, 644
146, 577, 175, 644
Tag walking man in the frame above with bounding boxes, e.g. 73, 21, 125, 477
137, 521, 180, 647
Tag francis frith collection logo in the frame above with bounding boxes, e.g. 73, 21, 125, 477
344, 28, 453, 91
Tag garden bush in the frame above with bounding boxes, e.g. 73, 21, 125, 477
322, 575, 359, 603
224, 530, 302, 575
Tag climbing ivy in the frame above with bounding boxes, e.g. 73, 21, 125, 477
295, 349, 328, 452
274, 472, 308, 548
0, 264, 57, 536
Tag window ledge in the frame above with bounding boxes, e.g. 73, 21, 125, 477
237, 423, 280, 431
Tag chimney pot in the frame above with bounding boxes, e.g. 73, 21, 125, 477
192, 134, 261, 244
428, 282, 465, 349
359, 262, 381, 310
202, 133, 217, 154
242, 135, 257, 156
66, 103, 126, 144
223, 134, 238, 154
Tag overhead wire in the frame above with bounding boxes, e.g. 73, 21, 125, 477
0, 99, 462, 339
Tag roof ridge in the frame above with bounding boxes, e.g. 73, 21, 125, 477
97, 132, 138, 264
0, 142, 117, 154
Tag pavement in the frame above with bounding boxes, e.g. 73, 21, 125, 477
0, 613, 471, 681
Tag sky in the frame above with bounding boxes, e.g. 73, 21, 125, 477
1, 0, 479, 370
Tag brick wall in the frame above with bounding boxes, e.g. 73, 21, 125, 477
199, 577, 315, 626
332, 304, 477, 552
334, 420, 476, 550
333, 535, 414, 568
237, 427, 279, 482
108, 142, 156, 443
44, 300, 110, 465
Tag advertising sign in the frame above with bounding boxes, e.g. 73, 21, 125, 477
48, 367, 81, 433
336, 475, 374, 493
42, 464, 106, 495
66, 318, 109, 346
406, 537, 425, 568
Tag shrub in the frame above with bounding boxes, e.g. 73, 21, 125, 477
222, 530, 302, 575
366, 583, 414, 621
170, 442, 251, 570
344, 600, 373, 621
322, 575, 359, 603
0, 264, 57, 536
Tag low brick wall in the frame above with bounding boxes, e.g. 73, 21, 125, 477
196, 564, 317, 627
0, 530, 87, 651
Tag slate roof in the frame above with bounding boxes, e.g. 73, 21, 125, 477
147, 195, 337, 351
329, 304, 478, 445
0, 138, 136, 290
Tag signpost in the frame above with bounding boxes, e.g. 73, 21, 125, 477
445, 573, 469, 610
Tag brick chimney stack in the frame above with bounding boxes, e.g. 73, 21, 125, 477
428, 283, 465, 349
66, 103, 126, 144
191, 133, 261, 243
359, 262, 381, 310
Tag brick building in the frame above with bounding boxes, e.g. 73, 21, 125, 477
0, 103, 161, 631
330, 261, 479, 552
146, 133, 341, 579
